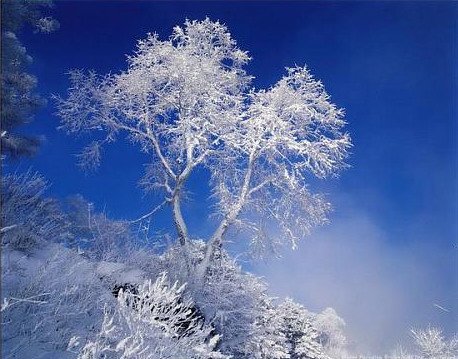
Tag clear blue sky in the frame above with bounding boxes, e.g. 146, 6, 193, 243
13, 1, 457, 352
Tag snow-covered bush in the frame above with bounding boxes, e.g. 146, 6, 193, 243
1, 173, 135, 256
63, 195, 134, 261
77, 273, 228, 359
1, 171, 69, 250
411, 326, 458, 359
60, 194, 158, 265
1, 242, 111, 358
197, 252, 270, 356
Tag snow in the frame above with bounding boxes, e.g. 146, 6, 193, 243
96, 261, 145, 285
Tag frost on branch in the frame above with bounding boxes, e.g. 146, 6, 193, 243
77, 141, 102, 171
78, 273, 228, 359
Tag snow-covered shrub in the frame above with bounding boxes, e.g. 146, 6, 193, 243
1, 242, 111, 358
75, 211, 131, 262
411, 326, 458, 359
77, 273, 228, 359
63, 195, 135, 261
199, 256, 270, 356
62, 194, 161, 266
1, 171, 69, 250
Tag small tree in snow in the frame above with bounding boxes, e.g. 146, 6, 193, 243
56, 18, 351, 282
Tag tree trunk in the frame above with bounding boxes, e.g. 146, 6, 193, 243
172, 188, 188, 246
196, 151, 256, 284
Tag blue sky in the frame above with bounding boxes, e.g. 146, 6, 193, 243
12, 1, 457, 353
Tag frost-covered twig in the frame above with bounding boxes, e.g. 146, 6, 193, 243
1, 293, 50, 312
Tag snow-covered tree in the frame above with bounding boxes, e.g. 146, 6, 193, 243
77, 273, 228, 359
411, 326, 458, 359
1, 0, 59, 158
314, 307, 347, 357
56, 18, 351, 281
243, 300, 290, 359
56, 18, 250, 249
276, 298, 328, 359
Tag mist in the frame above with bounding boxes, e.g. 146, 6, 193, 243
253, 192, 457, 354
